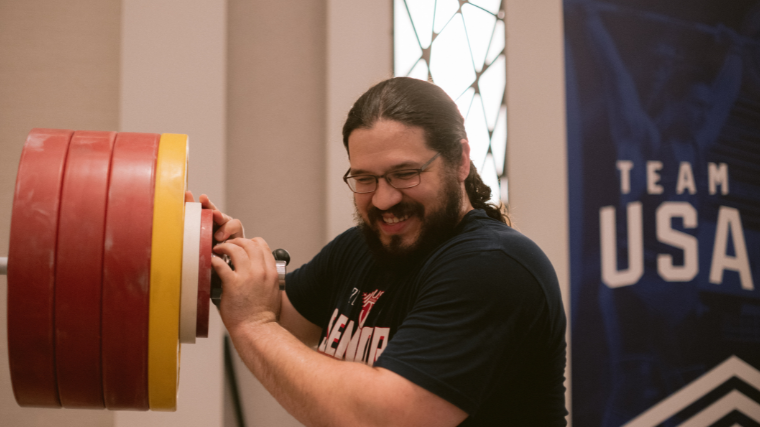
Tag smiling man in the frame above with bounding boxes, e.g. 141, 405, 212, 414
210, 77, 567, 426
347, 119, 469, 267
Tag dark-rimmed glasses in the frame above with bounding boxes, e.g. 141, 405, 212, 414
343, 152, 441, 194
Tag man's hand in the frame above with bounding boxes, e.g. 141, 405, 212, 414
185, 191, 244, 241
211, 237, 282, 332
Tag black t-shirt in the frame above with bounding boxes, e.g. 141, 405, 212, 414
286, 209, 567, 426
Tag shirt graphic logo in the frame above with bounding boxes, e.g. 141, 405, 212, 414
359, 290, 384, 325
318, 289, 390, 366
349, 287, 360, 305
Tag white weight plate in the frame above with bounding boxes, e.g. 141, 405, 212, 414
179, 202, 201, 344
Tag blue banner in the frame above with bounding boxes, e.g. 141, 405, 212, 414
564, 0, 760, 425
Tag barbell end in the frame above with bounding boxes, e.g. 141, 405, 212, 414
0, 256, 7, 275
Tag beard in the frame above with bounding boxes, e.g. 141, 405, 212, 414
356, 171, 464, 271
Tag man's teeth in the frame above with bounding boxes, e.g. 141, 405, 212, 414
383, 214, 409, 224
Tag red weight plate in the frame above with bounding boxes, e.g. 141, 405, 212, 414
8, 128, 74, 407
102, 132, 159, 410
196, 209, 213, 337
55, 130, 116, 408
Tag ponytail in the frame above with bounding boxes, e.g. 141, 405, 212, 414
464, 161, 510, 225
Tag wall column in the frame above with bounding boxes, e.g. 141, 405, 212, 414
116, 1, 227, 425
505, 0, 570, 423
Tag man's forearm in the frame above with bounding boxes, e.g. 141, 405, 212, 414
229, 320, 395, 427
227, 320, 465, 427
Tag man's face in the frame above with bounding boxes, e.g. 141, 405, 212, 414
347, 120, 464, 263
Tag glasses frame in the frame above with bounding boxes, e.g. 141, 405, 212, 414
343, 152, 442, 194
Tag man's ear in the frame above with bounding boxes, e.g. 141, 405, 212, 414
458, 139, 471, 182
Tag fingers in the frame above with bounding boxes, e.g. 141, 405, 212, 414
215, 218, 244, 241
199, 194, 218, 211
250, 237, 273, 257
196, 193, 245, 240
241, 237, 274, 272
212, 239, 248, 267
210, 254, 235, 282
213, 210, 231, 226
185, 190, 195, 203
214, 238, 272, 270
212, 238, 278, 286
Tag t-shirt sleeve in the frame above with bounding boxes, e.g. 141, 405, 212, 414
285, 248, 334, 327
374, 248, 548, 414
285, 228, 362, 328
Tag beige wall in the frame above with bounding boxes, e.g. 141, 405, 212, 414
505, 0, 570, 423
0, 1, 121, 425
227, 0, 328, 266
226, 0, 328, 425
325, 0, 395, 240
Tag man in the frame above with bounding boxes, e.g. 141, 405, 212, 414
204, 77, 567, 426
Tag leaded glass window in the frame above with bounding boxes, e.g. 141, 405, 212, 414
394, 0, 508, 204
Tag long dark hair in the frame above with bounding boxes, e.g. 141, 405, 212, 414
342, 77, 509, 224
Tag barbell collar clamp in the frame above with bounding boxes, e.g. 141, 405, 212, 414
276, 260, 287, 291
273, 248, 290, 291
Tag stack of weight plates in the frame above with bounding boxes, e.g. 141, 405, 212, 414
7, 129, 213, 411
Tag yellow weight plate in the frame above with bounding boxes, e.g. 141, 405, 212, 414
148, 133, 188, 411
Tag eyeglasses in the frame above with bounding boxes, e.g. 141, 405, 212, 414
343, 152, 441, 194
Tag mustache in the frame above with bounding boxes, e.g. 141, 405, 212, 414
366, 201, 424, 225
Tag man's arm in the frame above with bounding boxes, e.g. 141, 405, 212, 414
213, 237, 468, 427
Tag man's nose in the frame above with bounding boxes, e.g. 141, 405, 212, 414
372, 179, 403, 211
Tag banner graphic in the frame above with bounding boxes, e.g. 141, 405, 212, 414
564, 0, 760, 425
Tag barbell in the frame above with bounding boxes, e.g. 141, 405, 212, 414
1, 129, 288, 412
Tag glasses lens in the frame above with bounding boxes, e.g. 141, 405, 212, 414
348, 176, 377, 193
388, 171, 421, 189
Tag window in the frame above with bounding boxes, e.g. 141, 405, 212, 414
394, 0, 508, 203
